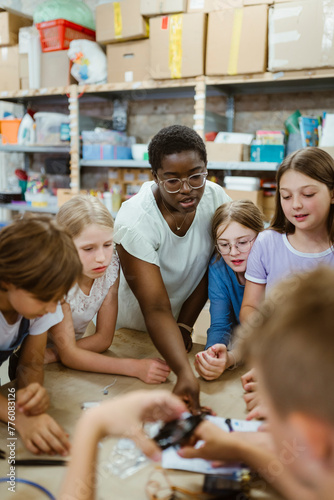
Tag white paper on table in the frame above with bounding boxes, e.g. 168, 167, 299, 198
161, 416, 261, 474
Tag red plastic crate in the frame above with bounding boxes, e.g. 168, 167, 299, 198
36, 19, 95, 52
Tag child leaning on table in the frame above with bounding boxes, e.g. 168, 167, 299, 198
180, 266, 334, 500
194, 200, 264, 380
0, 215, 82, 455
45, 195, 170, 384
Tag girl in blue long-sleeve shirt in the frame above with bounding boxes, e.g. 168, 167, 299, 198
195, 200, 264, 380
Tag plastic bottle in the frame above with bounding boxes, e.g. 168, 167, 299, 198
17, 113, 36, 145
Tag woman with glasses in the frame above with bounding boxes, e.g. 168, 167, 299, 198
194, 200, 264, 381
113, 125, 230, 412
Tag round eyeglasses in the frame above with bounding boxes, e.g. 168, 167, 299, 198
157, 172, 208, 194
216, 237, 256, 255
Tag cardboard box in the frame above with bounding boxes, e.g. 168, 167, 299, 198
150, 13, 207, 79
206, 6, 268, 76
224, 188, 263, 210
0, 8, 32, 46
268, 0, 334, 71
57, 189, 87, 207
206, 142, 245, 161
0, 45, 20, 91
141, 0, 187, 16
319, 147, 334, 160
187, 0, 243, 12
107, 39, 151, 83
96, 1, 149, 44
41, 51, 75, 88
250, 144, 285, 162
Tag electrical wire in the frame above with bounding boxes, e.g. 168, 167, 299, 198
0, 477, 55, 500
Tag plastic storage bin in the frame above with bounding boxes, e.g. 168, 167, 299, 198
34, 112, 69, 145
36, 19, 95, 52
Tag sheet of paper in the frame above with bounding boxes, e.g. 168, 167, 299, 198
161, 416, 261, 474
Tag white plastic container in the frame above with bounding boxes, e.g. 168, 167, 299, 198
224, 176, 260, 192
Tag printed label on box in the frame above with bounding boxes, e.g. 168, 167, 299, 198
189, 0, 205, 8
124, 70, 133, 82
161, 16, 169, 30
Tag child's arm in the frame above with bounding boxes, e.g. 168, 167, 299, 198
49, 303, 171, 384
179, 421, 317, 500
76, 276, 119, 353
59, 390, 187, 500
15, 332, 50, 415
239, 280, 266, 323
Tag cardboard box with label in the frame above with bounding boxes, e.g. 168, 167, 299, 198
268, 0, 334, 71
0, 8, 32, 46
206, 142, 248, 161
150, 12, 207, 79
96, 1, 149, 44
41, 51, 75, 88
0, 46, 20, 91
206, 5, 268, 76
107, 39, 151, 83
224, 188, 263, 210
141, 0, 187, 16
187, 0, 243, 13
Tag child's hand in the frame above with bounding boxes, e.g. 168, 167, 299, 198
194, 344, 228, 380
86, 390, 186, 461
178, 420, 239, 462
241, 367, 257, 391
137, 358, 171, 384
246, 402, 268, 421
16, 412, 70, 456
16, 383, 49, 416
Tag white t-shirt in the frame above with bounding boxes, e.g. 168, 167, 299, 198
66, 252, 119, 340
114, 180, 230, 331
0, 305, 63, 350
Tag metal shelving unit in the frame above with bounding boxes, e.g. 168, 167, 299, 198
80, 159, 279, 171
0, 69, 333, 198
0, 145, 70, 154
0, 202, 58, 213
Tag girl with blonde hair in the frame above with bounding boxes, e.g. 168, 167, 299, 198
45, 195, 170, 384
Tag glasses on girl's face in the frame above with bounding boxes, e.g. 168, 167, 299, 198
157, 172, 208, 193
216, 237, 256, 255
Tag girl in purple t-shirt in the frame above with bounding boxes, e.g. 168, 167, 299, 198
240, 147, 334, 420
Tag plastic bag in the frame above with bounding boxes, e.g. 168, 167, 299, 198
33, 0, 95, 30
68, 40, 107, 85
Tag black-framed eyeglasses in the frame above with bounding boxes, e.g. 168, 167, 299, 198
216, 237, 256, 255
157, 172, 208, 193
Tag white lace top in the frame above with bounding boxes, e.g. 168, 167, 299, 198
68, 251, 120, 339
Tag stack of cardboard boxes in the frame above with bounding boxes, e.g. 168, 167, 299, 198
0, 8, 32, 92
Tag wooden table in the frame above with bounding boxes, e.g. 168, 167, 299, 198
0, 329, 283, 500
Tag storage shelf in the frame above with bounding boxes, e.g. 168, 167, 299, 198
80, 159, 149, 168
80, 159, 278, 171
0, 203, 58, 214
0, 145, 71, 154
208, 161, 278, 171
1, 69, 334, 102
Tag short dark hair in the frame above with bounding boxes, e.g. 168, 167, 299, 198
148, 125, 207, 173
